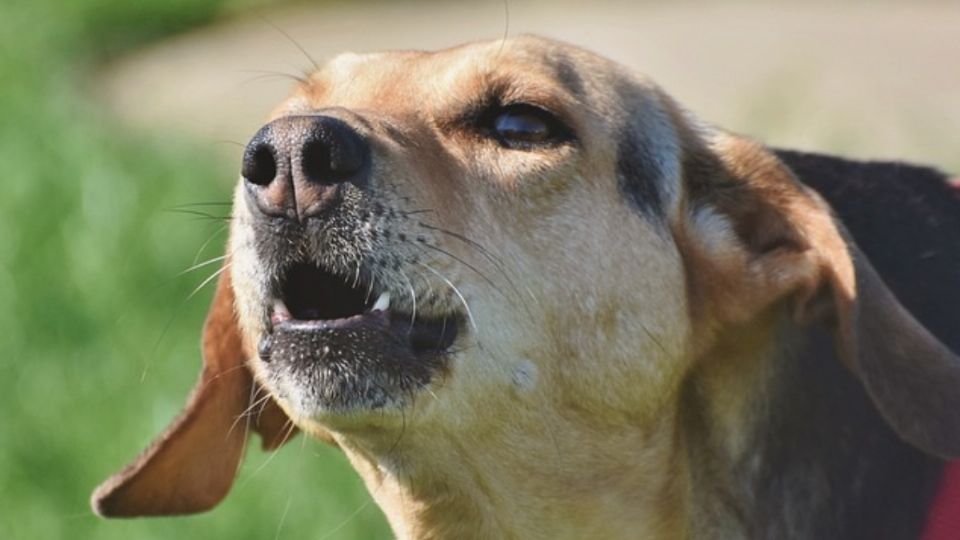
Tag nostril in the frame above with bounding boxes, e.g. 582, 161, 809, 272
301, 120, 366, 184
242, 144, 277, 186
302, 139, 334, 184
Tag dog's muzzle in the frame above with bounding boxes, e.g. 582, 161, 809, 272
240, 114, 461, 414
241, 114, 369, 221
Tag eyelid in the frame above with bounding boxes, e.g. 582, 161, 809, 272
499, 99, 554, 113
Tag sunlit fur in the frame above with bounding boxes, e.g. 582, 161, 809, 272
228, 36, 695, 539
226, 36, 960, 539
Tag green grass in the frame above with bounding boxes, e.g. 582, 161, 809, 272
0, 0, 389, 538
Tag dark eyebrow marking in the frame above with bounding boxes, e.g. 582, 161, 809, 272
617, 128, 665, 218
552, 58, 585, 98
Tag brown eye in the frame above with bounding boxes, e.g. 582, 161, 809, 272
494, 107, 550, 142
488, 104, 571, 149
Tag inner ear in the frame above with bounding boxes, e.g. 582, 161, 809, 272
676, 137, 835, 327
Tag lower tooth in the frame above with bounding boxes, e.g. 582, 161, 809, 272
272, 300, 292, 322
372, 292, 391, 312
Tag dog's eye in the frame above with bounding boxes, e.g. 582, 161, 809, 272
488, 104, 568, 148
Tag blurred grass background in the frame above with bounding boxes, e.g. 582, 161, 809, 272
1, 0, 957, 539
0, 0, 389, 538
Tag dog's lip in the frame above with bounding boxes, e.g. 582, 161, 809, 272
269, 297, 390, 331
262, 295, 461, 361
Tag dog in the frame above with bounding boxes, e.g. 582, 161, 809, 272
92, 36, 960, 539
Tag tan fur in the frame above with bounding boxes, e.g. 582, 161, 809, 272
93, 36, 960, 538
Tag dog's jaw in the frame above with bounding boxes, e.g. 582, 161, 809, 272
326, 342, 694, 540
229, 184, 466, 426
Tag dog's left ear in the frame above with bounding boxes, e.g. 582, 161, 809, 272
91, 267, 296, 517
682, 133, 960, 459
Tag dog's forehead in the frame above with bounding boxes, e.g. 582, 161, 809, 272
293, 36, 616, 118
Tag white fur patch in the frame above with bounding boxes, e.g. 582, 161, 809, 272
691, 205, 736, 255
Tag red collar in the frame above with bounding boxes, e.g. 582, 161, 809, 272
922, 461, 960, 540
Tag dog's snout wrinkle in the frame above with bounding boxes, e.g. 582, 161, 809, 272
242, 114, 369, 220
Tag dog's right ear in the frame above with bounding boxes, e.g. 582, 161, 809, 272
91, 266, 296, 517
679, 131, 960, 458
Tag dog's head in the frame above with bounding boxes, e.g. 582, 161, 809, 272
93, 36, 960, 517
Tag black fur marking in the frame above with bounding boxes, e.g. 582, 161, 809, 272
617, 131, 664, 217
552, 58, 585, 98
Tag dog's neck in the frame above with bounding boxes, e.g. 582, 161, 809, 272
683, 318, 943, 539
331, 402, 690, 539
326, 317, 941, 539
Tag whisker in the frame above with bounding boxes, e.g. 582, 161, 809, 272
274, 493, 293, 540
417, 223, 506, 269
203, 362, 251, 383
398, 269, 418, 333
497, 0, 511, 55
365, 275, 377, 305
318, 499, 373, 540
242, 419, 298, 489
238, 68, 308, 85
167, 201, 233, 209
176, 254, 227, 278
258, 15, 320, 73
234, 383, 259, 474
234, 421, 292, 493
416, 261, 478, 333
186, 263, 230, 302
229, 392, 274, 438
213, 140, 245, 149
141, 263, 229, 382
386, 397, 409, 456
191, 224, 228, 265
640, 324, 668, 355
417, 222, 535, 313
164, 208, 232, 222
416, 242, 509, 303
401, 208, 435, 216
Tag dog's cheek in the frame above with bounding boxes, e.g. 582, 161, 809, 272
513, 243, 692, 422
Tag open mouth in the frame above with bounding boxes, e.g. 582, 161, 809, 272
267, 263, 459, 355
258, 262, 460, 412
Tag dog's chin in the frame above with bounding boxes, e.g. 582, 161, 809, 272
261, 312, 457, 421
255, 263, 460, 425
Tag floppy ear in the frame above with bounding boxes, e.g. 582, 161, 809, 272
681, 132, 960, 458
91, 267, 296, 517
837, 246, 960, 458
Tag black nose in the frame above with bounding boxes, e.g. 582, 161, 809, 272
241, 114, 368, 220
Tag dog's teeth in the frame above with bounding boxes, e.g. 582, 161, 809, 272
372, 292, 391, 312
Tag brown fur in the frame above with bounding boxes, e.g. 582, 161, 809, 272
93, 36, 959, 539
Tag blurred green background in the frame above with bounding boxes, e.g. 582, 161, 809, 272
0, 0, 389, 538
1, 0, 957, 538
